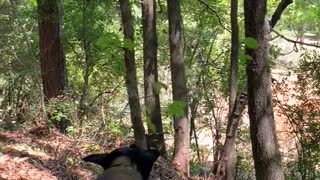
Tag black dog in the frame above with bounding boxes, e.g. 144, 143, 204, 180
83, 144, 159, 180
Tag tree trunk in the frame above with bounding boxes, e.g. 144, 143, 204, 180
119, 0, 147, 149
37, 0, 67, 100
167, 0, 189, 175
78, 0, 93, 126
244, 1, 285, 179
215, 82, 247, 179
224, 0, 239, 179
37, 0, 70, 133
141, 0, 166, 155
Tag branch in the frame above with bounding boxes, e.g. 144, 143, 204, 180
270, 0, 293, 28
197, 0, 231, 33
272, 29, 320, 48
88, 84, 121, 107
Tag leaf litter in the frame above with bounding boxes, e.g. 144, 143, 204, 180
0, 124, 130, 180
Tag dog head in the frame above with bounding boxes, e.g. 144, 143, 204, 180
83, 144, 160, 180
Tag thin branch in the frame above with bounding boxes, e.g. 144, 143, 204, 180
270, 34, 280, 41
197, 0, 231, 33
272, 29, 320, 48
270, 0, 293, 28
88, 84, 121, 107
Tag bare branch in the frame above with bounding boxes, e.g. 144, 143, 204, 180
88, 84, 121, 108
270, 0, 293, 28
197, 0, 231, 33
272, 29, 320, 48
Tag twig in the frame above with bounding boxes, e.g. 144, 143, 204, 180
88, 84, 121, 107
272, 29, 320, 48
197, 0, 231, 33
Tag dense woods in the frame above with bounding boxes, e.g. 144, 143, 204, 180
0, 0, 319, 179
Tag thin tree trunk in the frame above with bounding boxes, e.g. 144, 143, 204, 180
37, 0, 67, 100
167, 0, 189, 176
141, 0, 166, 155
244, 0, 285, 179
78, 0, 92, 126
119, 0, 147, 149
228, 0, 239, 118
217, 0, 240, 179
215, 82, 248, 179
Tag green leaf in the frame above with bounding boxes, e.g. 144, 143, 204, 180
123, 38, 134, 51
30, 0, 37, 7
243, 37, 258, 49
167, 100, 186, 118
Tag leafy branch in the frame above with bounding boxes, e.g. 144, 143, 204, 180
197, 0, 231, 33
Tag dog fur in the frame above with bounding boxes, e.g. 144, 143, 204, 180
83, 144, 159, 180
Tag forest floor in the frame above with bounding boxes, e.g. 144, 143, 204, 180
0, 124, 186, 180
0, 124, 125, 180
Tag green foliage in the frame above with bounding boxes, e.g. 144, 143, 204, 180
166, 100, 187, 118
123, 38, 135, 51
107, 119, 130, 136
190, 161, 208, 177
242, 37, 258, 49
236, 153, 255, 180
46, 96, 76, 126
279, 0, 320, 33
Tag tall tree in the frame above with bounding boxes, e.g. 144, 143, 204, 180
225, 0, 239, 179
141, 0, 166, 154
119, 0, 147, 149
37, 0, 67, 100
244, 0, 285, 179
167, 0, 189, 175
37, 0, 70, 133
78, 0, 93, 125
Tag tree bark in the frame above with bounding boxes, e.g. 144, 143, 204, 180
214, 82, 247, 179
244, 1, 285, 179
37, 0, 67, 100
214, 1, 240, 179
224, 0, 239, 179
167, 0, 190, 175
141, 0, 166, 155
119, 0, 147, 149
37, 0, 70, 133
